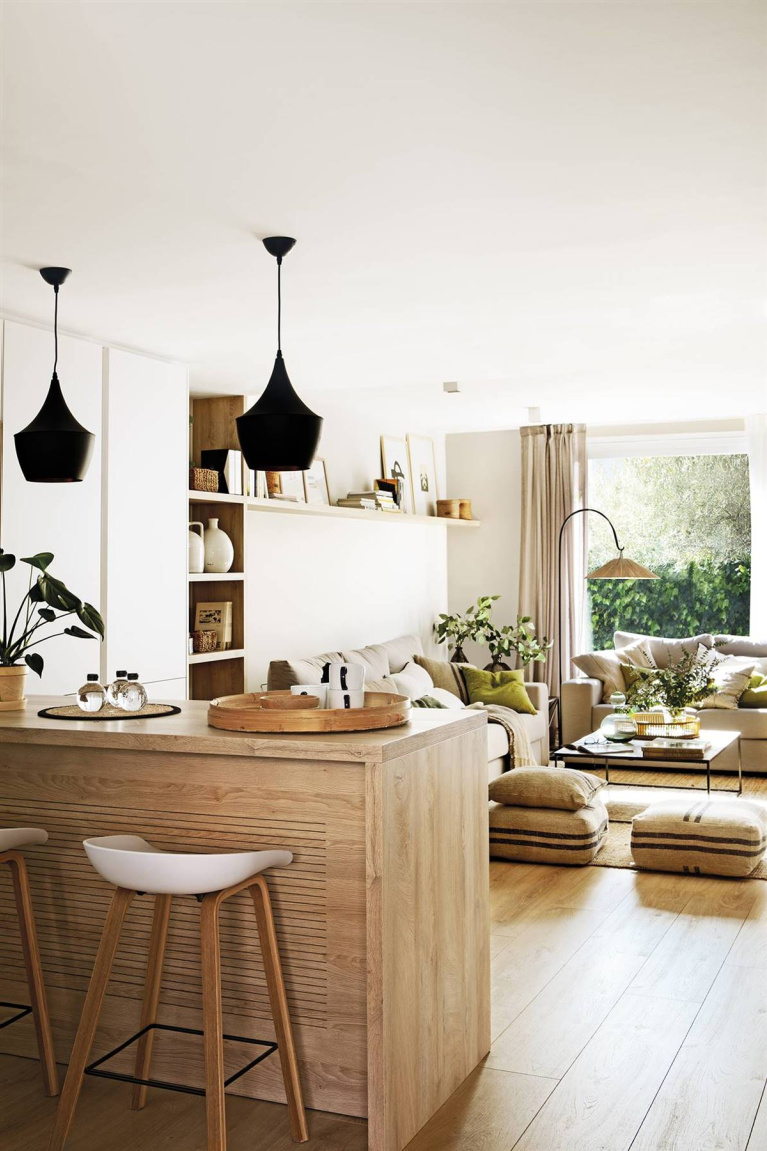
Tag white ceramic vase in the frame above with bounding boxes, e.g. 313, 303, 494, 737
203, 517, 234, 573
188, 522, 205, 573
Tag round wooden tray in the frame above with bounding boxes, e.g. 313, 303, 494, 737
207, 690, 411, 733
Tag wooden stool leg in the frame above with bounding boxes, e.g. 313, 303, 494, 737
47, 887, 134, 1151
130, 893, 172, 1110
250, 877, 308, 1143
5, 851, 59, 1096
200, 895, 227, 1151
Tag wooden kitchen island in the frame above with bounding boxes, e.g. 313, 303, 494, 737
0, 699, 490, 1151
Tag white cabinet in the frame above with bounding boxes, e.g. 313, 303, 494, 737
1, 321, 103, 695
103, 349, 187, 689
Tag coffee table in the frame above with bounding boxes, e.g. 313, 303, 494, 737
553, 729, 742, 796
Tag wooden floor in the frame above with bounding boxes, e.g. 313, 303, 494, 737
2, 848, 767, 1149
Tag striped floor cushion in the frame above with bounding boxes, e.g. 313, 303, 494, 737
631, 798, 767, 877
489, 800, 608, 865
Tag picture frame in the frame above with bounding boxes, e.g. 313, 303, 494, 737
303, 458, 331, 505
193, 601, 233, 651
407, 434, 439, 516
380, 434, 414, 513
266, 470, 306, 502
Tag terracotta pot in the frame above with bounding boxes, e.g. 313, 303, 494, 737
0, 665, 28, 710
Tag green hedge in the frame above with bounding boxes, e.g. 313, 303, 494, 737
589, 558, 751, 651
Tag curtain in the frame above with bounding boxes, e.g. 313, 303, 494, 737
746, 415, 767, 638
518, 424, 587, 696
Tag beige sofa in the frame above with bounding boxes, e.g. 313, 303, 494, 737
562, 633, 767, 774
268, 633, 550, 775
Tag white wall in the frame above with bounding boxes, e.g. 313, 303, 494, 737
446, 429, 521, 667
243, 397, 448, 688
1, 321, 103, 694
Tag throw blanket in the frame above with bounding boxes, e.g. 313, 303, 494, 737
473, 702, 537, 767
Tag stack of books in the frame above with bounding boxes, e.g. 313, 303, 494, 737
640, 738, 712, 761
337, 491, 400, 512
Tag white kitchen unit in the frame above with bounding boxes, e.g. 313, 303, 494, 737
102, 348, 188, 695
1, 320, 103, 695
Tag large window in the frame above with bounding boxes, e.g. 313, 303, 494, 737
587, 453, 751, 650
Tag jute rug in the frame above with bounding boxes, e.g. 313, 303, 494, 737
588, 770, 767, 880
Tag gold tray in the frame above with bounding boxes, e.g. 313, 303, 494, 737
208, 690, 411, 733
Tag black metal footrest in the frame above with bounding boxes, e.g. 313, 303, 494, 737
0, 1001, 32, 1029
84, 1022, 278, 1097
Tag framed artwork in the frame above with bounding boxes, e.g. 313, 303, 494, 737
193, 601, 232, 651
303, 458, 330, 505
380, 434, 414, 513
266, 470, 306, 502
407, 435, 439, 516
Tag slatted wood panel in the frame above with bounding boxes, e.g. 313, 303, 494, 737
0, 800, 328, 1026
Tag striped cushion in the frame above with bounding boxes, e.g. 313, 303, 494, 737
489, 801, 608, 865
631, 799, 767, 877
489, 766, 605, 811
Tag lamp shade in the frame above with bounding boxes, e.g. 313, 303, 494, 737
236, 352, 322, 472
587, 555, 658, 579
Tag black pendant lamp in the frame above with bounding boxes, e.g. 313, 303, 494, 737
236, 237, 322, 471
15, 267, 95, 483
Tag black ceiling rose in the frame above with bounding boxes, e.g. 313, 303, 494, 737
14, 267, 96, 483
236, 236, 322, 473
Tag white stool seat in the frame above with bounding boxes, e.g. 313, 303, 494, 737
83, 835, 293, 895
0, 827, 48, 852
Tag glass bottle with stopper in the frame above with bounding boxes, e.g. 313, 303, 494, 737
117, 673, 147, 713
106, 670, 128, 707
599, 691, 638, 743
76, 673, 105, 713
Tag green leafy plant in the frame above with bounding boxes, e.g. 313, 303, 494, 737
485, 615, 552, 671
625, 645, 721, 717
435, 595, 499, 661
0, 549, 105, 677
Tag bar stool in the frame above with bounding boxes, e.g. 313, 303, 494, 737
0, 827, 59, 1096
48, 835, 308, 1150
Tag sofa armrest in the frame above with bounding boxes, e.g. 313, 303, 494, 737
561, 678, 602, 744
525, 682, 549, 716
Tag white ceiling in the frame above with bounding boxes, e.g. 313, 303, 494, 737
2, 2, 765, 431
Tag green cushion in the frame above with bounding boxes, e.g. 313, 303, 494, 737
412, 695, 448, 709
740, 674, 767, 709
462, 667, 537, 714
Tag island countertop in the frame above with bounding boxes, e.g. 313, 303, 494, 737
0, 695, 487, 761
0, 695, 490, 1151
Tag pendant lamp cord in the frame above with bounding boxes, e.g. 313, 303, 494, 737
277, 256, 282, 354
53, 285, 59, 375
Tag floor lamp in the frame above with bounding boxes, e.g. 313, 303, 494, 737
557, 508, 658, 692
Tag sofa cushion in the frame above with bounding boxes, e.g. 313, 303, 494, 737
413, 655, 472, 703
426, 686, 467, 710
572, 650, 626, 702
741, 675, 767, 708
614, 631, 714, 668
631, 798, 767, 877
489, 800, 608, 865
489, 766, 606, 811
463, 668, 537, 714
269, 651, 344, 690
487, 723, 510, 761
380, 633, 424, 673
385, 660, 434, 700
714, 635, 767, 659
342, 643, 390, 679
699, 660, 755, 710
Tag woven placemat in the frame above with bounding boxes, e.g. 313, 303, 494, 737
37, 703, 182, 722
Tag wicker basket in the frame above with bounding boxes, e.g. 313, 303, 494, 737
191, 630, 218, 654
632, 712, 701, 739
189, 467, 219, 494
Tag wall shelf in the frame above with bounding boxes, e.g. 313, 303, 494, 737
188, 647, 246, 665
188, 571, 245, 582
246, 498, 481, 527
188, 490, 245, 505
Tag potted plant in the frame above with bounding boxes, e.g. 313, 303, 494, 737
625, 645, 720, 718
484, 615, 552, 672
0, 549, 104, 709
435, 595, 499, 662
